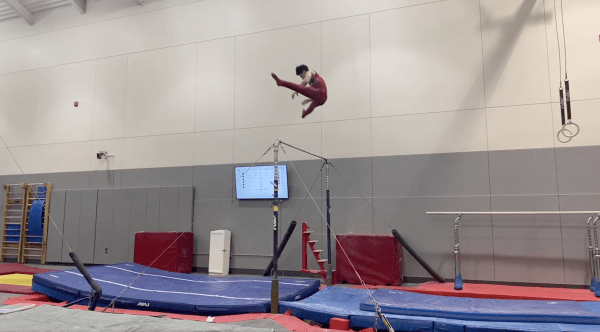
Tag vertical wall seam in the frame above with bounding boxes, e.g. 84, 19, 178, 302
369, 13, 375, 234
60, 191, 67, 262
90, 60, 98, 143
232, 37, 237, 169
320, 22, 324, 247
109, 188, 116, 263
478, 0, 496, 281
33, 70, 41, 148
320, 21, 324, 126
192, 43, 199, 194
122, 56, 129, 139
87, 60, 99, 188
543, 0, 567, 283
126, 192, 132, 260
119, 55, 129, 181
91, 189, 98, 264
193, 43, 199, 170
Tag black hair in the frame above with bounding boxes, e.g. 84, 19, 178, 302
296, 64, 309, 76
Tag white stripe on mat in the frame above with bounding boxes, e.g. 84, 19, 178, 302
102, 265, 310, 286
64, 271, 269, 301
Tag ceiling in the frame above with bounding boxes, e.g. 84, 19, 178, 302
0, 0, 86, 25
0, 0, 145, 25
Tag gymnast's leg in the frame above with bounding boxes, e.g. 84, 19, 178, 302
302, 100, 320, 119
271, 73, 321, 101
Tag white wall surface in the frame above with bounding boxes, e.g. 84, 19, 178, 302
0, 0, 599, 175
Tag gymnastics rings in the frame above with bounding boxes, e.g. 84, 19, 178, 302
557, 121, 580, 143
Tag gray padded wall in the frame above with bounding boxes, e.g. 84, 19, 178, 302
22, 144, 600, 285
94, 189, 113, 264
103, 186, 193, 264
127, 188, 147, 262
559, 195, 600, 285
371, 152, 495, 281
61, 190, 82, 262
491, 195, 564, 284
17, 183, 193, 267
46, 190, 66, 262
111, 189, 130, 264
177, 186, 194, 232
158, 186, 179, 231
105, 185, 195, 264
191, 164, 234, 266
146, 187, 160, 232
78, 189, 98, 264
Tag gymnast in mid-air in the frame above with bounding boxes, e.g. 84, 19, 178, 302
271, 65, 327, 118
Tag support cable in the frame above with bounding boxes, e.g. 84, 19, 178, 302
280, 145, 394, 332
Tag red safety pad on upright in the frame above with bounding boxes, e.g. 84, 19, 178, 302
335, 234, 402, 286
133, 232, 194, 273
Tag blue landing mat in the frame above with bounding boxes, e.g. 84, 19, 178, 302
280, 287, 371, 324
351, 313, 600, 332
32, 263, 319, 315
360, 288, 600, 325
281, 287, 600, 332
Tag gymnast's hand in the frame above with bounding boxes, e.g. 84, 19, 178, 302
292, 92, 299, 99
302, 99, 312, 105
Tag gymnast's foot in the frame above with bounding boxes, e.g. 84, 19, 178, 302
271, 73, 281, 86
302, 109, 310, 118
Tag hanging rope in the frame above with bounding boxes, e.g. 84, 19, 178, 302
555, 0, 579, 143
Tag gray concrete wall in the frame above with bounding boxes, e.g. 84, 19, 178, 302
2, 145, 599, 285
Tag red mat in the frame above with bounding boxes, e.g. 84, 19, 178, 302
0, 263, 57, 276
352, 281, 600, 302
2, 295, 343, 332
335, 234, 401, 286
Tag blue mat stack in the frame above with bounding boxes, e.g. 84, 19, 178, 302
30, 260, 600, 331
32, 263, 319, 315
280, 287, 600, 332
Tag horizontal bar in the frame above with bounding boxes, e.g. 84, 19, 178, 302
427, 211, 600, 216
279, 140, 328, 162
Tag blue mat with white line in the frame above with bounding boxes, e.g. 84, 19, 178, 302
360, 288, 600, 324
280, 287, 600, 332
32, 263, 319, 315
280, 287, 370, 324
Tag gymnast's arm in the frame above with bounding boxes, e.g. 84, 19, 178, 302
292, 71, 313, 99
300, 71, 313, 86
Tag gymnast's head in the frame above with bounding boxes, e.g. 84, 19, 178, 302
296, 64, 309, 78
